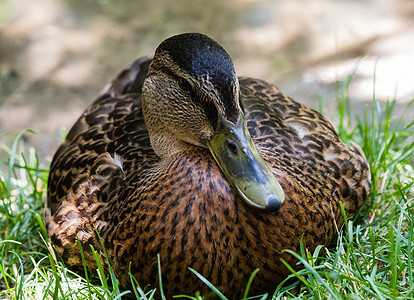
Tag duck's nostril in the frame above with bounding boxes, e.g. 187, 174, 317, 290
227, 140, 238, 155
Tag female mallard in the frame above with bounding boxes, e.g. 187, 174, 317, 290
46, 33, 371, 297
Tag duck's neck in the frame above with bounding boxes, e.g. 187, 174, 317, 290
142, 103, 202, 159
148, 131, 197, 159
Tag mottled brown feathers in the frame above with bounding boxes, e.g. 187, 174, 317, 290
46, 36, 370, 298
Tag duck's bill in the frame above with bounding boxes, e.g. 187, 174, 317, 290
207, 113, 285, 213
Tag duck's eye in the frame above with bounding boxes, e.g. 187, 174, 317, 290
178, 77, 193, 93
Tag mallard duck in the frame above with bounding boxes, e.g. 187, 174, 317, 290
46, 33, 371, 297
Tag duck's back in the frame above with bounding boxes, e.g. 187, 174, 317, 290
46, 58, 160, 268
239, 77, 370, 216
47, 58, 154, 213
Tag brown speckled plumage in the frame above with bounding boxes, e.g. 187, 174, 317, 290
46, 33, 370, 298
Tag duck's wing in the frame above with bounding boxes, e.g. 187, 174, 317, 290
99, 57, 152, 98
46, 57, 155, 216
239, 77, 371, 216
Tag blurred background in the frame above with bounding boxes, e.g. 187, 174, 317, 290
1, 0, 413, 166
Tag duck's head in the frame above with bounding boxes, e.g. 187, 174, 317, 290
142, 33, 284, 212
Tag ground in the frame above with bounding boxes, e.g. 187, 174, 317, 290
0, 0, 413, 166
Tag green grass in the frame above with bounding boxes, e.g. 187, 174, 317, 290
1, 79, 413, 299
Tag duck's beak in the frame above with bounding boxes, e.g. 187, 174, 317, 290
206, 113, 285, 213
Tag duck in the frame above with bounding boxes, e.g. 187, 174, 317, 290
45, 33, 371, 298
